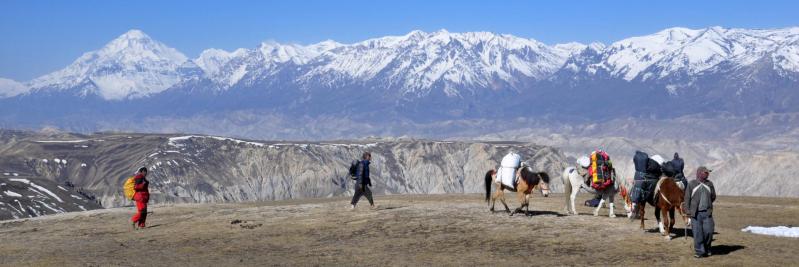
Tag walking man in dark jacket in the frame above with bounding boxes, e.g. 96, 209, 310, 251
683, 166, 717, 258
350, 152, 375, 210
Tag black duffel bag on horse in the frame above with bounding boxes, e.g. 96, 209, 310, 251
633, 151, 649, 181
663, 161, 678, 177
671, 153, 687, 188
631, 151, 663, 204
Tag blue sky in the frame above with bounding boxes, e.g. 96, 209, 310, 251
1, 0, 798, 80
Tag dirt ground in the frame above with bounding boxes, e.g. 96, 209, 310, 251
0, 193, 797, 266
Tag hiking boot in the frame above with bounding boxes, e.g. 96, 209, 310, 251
694, 254, 702, 258
349, 204, 356, 210
370, 205, 378, 210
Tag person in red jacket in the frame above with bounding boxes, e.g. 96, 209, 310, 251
131, 167, 150, 229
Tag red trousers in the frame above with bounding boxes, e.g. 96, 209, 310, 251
131, 200, 148, 227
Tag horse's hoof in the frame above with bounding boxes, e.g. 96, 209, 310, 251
609, 214, 617, 218
664, 236, 672, 241
593, 213, 599, 217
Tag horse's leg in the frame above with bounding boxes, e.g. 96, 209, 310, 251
498, 189, 510, 213
570, 184, 580, 215
490, 187, 496, 212
655, 206, 664, 234
608, 191, 616, 218
525, 193, 531, 216
593, 197, 604, 216
661, 206, 671, 240
563, 174, 572, 214
511, 191, 525, 216
668, 207, 676, 234
639, 204, 646, 230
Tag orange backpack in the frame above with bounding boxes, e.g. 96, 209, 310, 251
123, 176, 136, 200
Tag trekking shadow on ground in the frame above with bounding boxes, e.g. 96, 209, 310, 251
711, 245, 745, 255
658, 227, 692, 238
664, 227, 721, 238
521, 210, 565, 217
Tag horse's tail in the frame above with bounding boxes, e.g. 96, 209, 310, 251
562, 168, 573, 208
484, 170, 494, 203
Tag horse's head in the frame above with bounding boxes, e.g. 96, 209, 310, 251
537, 171, 551, 197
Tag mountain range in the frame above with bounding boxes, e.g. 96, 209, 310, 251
1, 27, 798, 139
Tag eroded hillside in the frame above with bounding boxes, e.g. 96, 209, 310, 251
0, 130, 568, 211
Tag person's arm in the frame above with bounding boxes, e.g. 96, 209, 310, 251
134, 178, 145, 191
710, 181, 716, 202
356, 162, 365, 187
368, 166, 372, 187
683, 182, 692, 213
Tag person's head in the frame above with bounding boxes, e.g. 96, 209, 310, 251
696, 166, 711, 182
138, 167, 148, 177
362, 152, 372, 161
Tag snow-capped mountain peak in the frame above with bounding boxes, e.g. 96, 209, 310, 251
585, 26, 799, 81
194, 48, 247, 77
295, 29, 584, 96
0, 78, 29, 98
28, 29, 189, 100
98, 29, 187, 63
6, 26, 799, 102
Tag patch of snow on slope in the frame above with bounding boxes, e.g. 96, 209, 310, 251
742, 226, 799, 238
168, 135, 265, 147
10, 179, 64, 203
34, 140, 88, 143
3, 191, 22, 197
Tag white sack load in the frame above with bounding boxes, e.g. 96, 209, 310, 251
650, 154, 666, 166
577, 155, 590, 169
497, 152, 522, 188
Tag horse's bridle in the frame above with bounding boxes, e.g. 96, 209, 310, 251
539, 182, 551, 196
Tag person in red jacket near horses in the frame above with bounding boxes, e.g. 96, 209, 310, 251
131, 167, 150, 229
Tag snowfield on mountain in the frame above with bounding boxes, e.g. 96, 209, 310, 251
0, 27, 797, 140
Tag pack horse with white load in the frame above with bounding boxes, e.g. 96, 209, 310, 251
485, 152, 551, 216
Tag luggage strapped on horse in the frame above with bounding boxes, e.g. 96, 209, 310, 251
631, 151, 664, 204
497, 152, 522, 189
588, 150, 614, 190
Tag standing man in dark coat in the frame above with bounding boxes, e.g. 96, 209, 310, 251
350, 152, 375, 210
683, 166, 717, 258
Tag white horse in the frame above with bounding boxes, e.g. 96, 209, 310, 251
562, 166, 631, 217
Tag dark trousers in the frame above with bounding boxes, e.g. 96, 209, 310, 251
692, 210, 715, 256
351, 184, 374, 206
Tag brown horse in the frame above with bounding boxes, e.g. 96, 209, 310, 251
485, 165, 551, 216
632, 177, 688, 240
